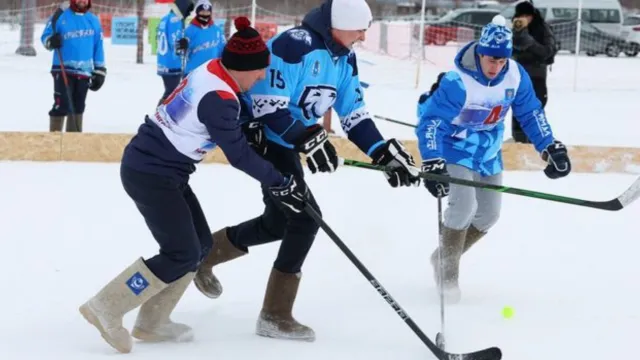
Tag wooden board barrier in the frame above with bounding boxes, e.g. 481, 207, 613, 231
0, 132, 639, 174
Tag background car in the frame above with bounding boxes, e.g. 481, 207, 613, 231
418, 8, 500, 45
549, 18, 639, 57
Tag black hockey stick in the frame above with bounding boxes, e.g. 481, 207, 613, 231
305, 205, 502, 360
341, 159, 640, 211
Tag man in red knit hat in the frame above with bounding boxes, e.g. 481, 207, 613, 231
78, 17, 305, 354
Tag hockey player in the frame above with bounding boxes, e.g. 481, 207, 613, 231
78, 18, 306, 354
416, 15, 571, 304
41, 0, 106, 132
193, 0, 421, 342
177, 0, 226, 77
155, 0, 194, 105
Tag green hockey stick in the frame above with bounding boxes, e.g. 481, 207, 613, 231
340, 158, 640, 211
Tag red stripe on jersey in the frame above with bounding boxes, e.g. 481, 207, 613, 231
207, 59, 241, 94
215, 90, 236, 101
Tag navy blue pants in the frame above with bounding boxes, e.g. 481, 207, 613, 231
49, 72, 90, 116
120, 165, 213, 283
226, 143, 321, 274
159, 75, 182, 105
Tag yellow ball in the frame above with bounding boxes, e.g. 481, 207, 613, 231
502, 306, 514, 319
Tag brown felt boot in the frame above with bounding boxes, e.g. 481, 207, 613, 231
193, 227, 247, 299
49, 116, 64, 132
431, 226, 467, 304
256, 268, 315, 341
65, 113, 83, 132
79, 258, 168, 353
131, 272, 195, 343
463, 225, 487, 254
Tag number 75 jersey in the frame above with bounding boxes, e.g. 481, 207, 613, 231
241, 27, 384, 156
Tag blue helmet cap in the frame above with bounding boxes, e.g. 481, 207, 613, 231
477, 15, 513, 58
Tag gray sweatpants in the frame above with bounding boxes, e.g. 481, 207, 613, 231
444, 164, 502, 232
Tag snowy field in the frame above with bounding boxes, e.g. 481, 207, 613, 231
1, 21, 640, 360
0, 162, 639, 360
1, 24, 640, 147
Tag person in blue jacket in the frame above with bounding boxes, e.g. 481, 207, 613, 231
416, 15, 572, 304
176, 0, 225, 77
192, 0, 421, 342
155, 0, 194, 105
40, 0, 106, 132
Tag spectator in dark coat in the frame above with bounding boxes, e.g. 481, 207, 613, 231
511, 0, 557, 143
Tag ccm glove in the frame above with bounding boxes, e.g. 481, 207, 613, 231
371, 139, 421, 188
45, 33, 62, 50
294, 124, 339, 174
241, 120, 267, 156
541, 140, 571, 179
89, 66, 106, 92
421, 158, 449, 197
269, 175, 308, 214
176, 38, 189, 55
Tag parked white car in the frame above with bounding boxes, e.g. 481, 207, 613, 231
622, 14, 640, 53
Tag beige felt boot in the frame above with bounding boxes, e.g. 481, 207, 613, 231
131, 272, 195, 342
79, 258, 167, 353
431, 226, 467, 304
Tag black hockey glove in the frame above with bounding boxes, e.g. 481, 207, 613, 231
418, 72, 446, 104
176, 38, 189, 55
45, 33, 62, 50
89, 66, 106, 92
269, 175, 308, 214
370, 139, 421, 188
541, 140, 571, 179
421, 158, 450, 198
294, 124, 339, 174
242, 120, 267, 156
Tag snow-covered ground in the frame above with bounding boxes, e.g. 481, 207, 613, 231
1, 162, 639, 360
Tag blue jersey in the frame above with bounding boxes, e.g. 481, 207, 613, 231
243, 2, 385, 156
40, 8, 105, 77
183, 20, 225, 75
156, 11, 184, 76
416, 41, 555, 176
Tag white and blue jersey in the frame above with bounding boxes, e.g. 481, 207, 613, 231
243, 2, 385, 156
183, 19, 225, 76
40, 8, 105, 77
416, 41, 555, 176
156, 11, 184, 76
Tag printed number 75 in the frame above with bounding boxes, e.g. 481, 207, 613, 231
269, 69, 285, 89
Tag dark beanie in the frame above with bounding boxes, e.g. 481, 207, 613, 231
514, 1, 535, 17
222, 17, 270, 71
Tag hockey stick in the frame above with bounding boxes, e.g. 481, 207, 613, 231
435, 193, 446, 350
373, 114, 416, 128
340, 159, 640, 211
305, 205, 502, 360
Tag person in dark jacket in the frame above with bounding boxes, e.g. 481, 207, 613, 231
511, 0, 557, 143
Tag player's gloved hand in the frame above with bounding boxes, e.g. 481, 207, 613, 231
269, 175, 308, 214
176, 38, 189, 55
541, 140, 571, 179
46, 33, 62, 50
294, 124, 339, 174
421, 158, 449, 197
89, 66, 106, 92
241, 120, 267, 156
371, 139, 421, 188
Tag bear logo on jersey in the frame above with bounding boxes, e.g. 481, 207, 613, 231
298, 85, 337, 120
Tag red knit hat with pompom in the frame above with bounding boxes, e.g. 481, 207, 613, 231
222, 17, 270, 71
